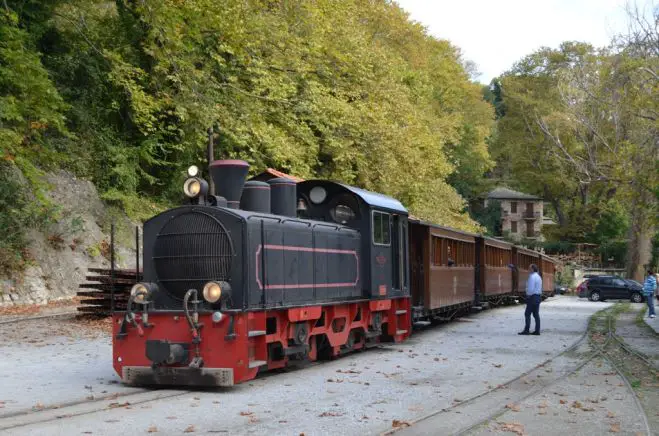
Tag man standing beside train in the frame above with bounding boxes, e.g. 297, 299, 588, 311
519, 264, 542, 336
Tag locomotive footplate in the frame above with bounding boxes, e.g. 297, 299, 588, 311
122, 366, 234, 387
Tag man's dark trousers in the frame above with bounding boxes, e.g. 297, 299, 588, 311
523, 294, 541, 333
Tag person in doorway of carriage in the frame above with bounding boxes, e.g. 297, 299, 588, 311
519, 264, 542, 336
643, 270, 656, 319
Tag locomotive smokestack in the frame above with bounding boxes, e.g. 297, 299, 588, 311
209, 160, 249, 209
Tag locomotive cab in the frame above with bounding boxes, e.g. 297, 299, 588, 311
297, 181, 409, 299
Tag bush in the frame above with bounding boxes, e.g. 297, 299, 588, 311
0, 164, 31, 274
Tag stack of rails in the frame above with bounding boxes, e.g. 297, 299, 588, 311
77, 268, 141, 317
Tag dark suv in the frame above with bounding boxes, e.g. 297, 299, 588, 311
582, 275, 644, 303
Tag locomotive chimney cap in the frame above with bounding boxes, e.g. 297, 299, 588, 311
210, 159, 249, 167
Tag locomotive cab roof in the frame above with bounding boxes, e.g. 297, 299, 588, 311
296, 180, 407, 228
298, 180, 407, 213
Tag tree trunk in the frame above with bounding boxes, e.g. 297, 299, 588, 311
544, 185, 566, 227
625, 189, 655, 282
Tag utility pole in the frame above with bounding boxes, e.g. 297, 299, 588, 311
207, 126, 215, 195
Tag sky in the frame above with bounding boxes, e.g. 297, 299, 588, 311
395, 0, 637, 84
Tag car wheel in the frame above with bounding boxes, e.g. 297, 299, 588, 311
590, 291, 601, 302
630, 292, 642, 303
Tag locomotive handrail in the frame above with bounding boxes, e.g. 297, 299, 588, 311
247, 215, 282, 223
281, 219, 311, 227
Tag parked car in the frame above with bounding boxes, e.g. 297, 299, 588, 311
584, 275, 644, 303
554, 284, 568, 295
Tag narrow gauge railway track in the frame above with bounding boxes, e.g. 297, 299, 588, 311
0, 311, 78, 326
384, 304, 653, 436
609, 322, 659, 372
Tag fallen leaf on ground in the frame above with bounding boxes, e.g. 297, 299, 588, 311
147, 426, 158, 433
184, 425, 195, 433
318, 411, 342, 417
609, 423, 620, 433
559, 399, 567, 404
571, 401, 582, 409
493, 363, 503, 368
239, 411, 253, 416
498, 421, 526, 435
505, 403, 521, 412
607, 411, 615, 418
392, 420, 410, 428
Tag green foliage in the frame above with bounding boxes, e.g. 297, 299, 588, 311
0, 164, 30, 274
556, 264, 574, 287
490, 38, 657, 264
0, 162, 58, 274
470, 199, 501, 236
101, 189, 168, 224
650, 231, 659, 270
0, 9, 68, 165
1, 0, 500, 273
596, 240, 627, 267
27, 0, 493, 232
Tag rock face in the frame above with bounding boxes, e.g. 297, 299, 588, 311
0, 171, 140, 307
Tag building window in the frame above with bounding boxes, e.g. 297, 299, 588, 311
511, 221, 517, 233
511, 202, 517, 213
372, 211, 391, 245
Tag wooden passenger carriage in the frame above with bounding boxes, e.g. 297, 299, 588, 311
477, 237, 514, 303
409, 219, 477, 322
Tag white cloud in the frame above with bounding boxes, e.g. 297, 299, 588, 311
395, 0, 634, 83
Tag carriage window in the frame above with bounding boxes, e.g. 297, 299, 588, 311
431, 236, 442, 265
372, 211, 391, 245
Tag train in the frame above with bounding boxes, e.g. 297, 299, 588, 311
112, 159, 558, 387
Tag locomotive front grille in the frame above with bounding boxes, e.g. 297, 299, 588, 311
153, 211, 233, 299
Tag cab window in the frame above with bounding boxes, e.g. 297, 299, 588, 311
372, 211, 391, 245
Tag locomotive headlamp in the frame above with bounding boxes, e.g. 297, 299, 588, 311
183, 177, 208, 199
203, 281, 222, 303
130, 283, 151, 304
184, 178, 201, 197
187, 165, 200, 177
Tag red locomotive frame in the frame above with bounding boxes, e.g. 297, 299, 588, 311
113, 298, 410, 386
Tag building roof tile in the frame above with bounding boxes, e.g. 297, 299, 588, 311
487, 187, 541, 200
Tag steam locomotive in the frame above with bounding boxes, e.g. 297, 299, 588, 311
113, 159, 558, 387
114, 160, 411, 387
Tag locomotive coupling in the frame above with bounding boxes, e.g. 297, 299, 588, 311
145, 340, 189, 366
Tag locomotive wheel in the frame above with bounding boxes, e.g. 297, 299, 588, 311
316, 334, 333, 361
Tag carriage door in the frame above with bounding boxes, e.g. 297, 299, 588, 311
391, 215, 407, 293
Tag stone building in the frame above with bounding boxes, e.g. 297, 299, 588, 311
485, 187, 544, 242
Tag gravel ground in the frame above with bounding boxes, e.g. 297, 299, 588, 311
642, 305, 659, 335
616, 305, 659, 369
467, 358, 648, 436
0, 317, 142, 417
0, 296, 610, 435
